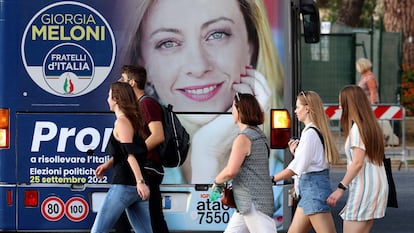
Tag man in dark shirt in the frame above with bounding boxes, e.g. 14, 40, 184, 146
118, 65, 170, 233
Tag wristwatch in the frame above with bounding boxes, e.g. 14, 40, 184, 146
137, 179, 145, 184
338, 182, 347, 190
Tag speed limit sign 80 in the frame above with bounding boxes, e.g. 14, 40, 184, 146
41, 196, 65, 221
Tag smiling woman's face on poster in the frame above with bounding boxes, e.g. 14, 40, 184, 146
116, 0, 284, 187
138, 0, 252, 113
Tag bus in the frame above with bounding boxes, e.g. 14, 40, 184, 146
0, 0, 319, 231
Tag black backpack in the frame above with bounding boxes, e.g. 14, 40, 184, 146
140, 96, 190, 167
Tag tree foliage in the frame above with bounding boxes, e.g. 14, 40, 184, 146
320, 0, 378, 28
319, 0, 413, 64
382, 0, 414, 65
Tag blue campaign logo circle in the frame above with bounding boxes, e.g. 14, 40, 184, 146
21, 1, 116, 97
43, 43, 94, 96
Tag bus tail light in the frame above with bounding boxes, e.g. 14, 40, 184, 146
7, 190, 12, 206
24, 190, 38, 207
270, 109, 291, 149
0, 109, 9, 148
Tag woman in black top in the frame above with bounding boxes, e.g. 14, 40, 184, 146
91, 82, 153, 233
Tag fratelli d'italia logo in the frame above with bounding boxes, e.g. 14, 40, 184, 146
21, 1, 115, 97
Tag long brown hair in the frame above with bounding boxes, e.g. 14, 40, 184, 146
110, 82, 146, 137
339, 85, 384, 165
297, 91, 339, 164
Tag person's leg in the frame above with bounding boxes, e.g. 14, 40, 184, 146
297, 170, 334, 233
343, 220, 373, 233
224, 211, 250, 233
114, 211, 131, 233
126, 195, 153, 233
287, 207, 312, 233
243, 204, 277, 233
91, 185, 129, 233
148, 172, 169, 233
308, 212, 336, 233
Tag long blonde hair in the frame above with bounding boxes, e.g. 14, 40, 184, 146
241, 0, 284, 107
298, 91, 340, 164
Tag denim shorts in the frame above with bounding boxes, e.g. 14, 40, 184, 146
298, 169, 332, 215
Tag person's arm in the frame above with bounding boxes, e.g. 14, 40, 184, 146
127, 154, 149, 200
273, 128, 318, 183
341, 147, 364, 186
367, 78, 378, 104
145, 121, 164, 151
95, 157, 114, 179
272, 168, 296, 183
141, 99, 165, 151
288, 138, 299, 155
214, 134, 250, 185
116, 117, 150, 200
327, 147, 365, 207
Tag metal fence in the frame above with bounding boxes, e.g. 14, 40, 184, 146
301, 32, 402, 104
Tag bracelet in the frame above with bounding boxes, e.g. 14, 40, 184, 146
137, 179, 145, 184
338, 182, 348, 190
271, 176, 277, 184
214, 180, 223, 186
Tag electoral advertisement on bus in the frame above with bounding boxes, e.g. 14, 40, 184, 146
0, 0, 296, 231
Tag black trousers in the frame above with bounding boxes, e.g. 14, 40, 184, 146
147, 171, 170, 233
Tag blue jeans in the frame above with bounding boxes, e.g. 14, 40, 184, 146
298, 169, 332, 215
91, 184, 153, 233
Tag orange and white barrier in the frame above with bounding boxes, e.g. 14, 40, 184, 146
324, 105, 404, 120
